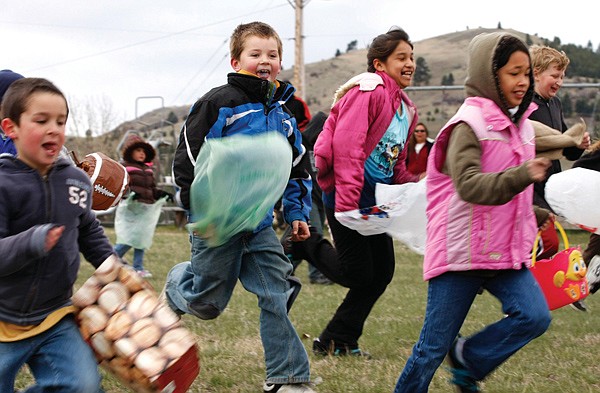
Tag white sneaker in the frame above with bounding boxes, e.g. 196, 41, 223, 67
587, 255, 600, 294
263, 382, 316, 393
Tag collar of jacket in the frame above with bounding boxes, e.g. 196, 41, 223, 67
227, 73, 294, 107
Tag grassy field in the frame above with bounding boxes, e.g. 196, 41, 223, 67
15, 226, 600, 392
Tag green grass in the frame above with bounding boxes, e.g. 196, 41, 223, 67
15, 227, 600, 392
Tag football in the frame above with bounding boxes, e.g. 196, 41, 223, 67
77, 152, 129, 211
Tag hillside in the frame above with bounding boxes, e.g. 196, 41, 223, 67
280, 27, 552, 133
75, 27, 599, 179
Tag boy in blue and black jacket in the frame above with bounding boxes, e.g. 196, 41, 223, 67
166, 21, 316, 393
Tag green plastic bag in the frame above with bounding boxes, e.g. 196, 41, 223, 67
188, 132, 292, 247
114, 194, 168, 249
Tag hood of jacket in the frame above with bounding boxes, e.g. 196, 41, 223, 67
464, 32, 534, 124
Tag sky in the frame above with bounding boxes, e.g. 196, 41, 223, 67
1, 0, 597, 133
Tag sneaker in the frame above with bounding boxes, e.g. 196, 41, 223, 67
586, 255, 600, 294
137, 269, 153, 278
570, 300, 588, 312
263, 382, 316, 393
312, 338, 371, 359
446, 336, 480, 393
309, 276, 334, 285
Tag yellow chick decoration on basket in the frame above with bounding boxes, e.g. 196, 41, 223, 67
553, 249, 587, 300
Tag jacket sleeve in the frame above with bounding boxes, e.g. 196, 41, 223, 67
172, 100, 218, 211
78, 209, 115, 269
282, 121, 312, 224
330, 89, 378, 212
0, 225, 48, 277
446, 123, 533, 205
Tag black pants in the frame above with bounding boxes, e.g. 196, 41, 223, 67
299, 206, 395, 346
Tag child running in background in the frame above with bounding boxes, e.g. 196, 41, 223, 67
164, 21, 315, 393
529, 45, 589, 260
0, 78, 115, 392
114, 132, 172, 278
394, 32, 552, 392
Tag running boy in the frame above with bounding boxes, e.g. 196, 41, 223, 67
165, 22, 315, 393
0, 78, 115, 391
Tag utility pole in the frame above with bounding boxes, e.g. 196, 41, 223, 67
288, 0, 307, 100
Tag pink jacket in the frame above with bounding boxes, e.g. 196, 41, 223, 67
314, 71, 419, 212
424, 97, 538, 280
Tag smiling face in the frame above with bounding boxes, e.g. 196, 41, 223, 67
498, 50, 531, 108
230, 35, 281, 82
1, 91, 67, 175
534, 63, 565, 100
373, 40, 415, 89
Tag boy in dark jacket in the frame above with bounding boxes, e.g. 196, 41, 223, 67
0, 78, 114, 392
165, 21, 315, 393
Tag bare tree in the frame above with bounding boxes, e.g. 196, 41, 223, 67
67, 94, 123, 136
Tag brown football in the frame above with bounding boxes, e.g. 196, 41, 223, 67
78, 152, 129, 211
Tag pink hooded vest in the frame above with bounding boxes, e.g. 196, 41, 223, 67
424, 97, 538, 280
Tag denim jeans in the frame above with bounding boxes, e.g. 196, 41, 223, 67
0, 315, 102, 392
114, 243, 145, 271
165, 226, 311, 384
394, 268, 551, 392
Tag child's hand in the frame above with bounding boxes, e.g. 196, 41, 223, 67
578, 132, 591, 150
45, 226, 65, 252
290, 220, 310, 242
527, 158, 551, 182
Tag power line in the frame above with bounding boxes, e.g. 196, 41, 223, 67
21, 3, 287, 73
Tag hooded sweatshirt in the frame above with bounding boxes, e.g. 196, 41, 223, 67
423, 32, 539, 280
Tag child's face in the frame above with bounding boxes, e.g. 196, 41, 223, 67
1, 92, 67, 175
132, 147, 146, 162
373, 40, 415, 89
230, 35, 281, 82
534, 63, 565, 100
498, 51, 531, 108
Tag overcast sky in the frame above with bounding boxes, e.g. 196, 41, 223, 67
2, 0, 597, 129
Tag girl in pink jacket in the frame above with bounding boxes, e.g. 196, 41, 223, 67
394, 32, 552, 393
286, 27, 420, 358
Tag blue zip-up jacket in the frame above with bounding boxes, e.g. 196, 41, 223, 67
0, 156, 115, 325
173, 73, 312, 229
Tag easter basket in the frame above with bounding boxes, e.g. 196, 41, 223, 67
530, 221, 589, 310
72, 255, 200, 392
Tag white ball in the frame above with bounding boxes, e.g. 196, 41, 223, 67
105, 310, 133, 341
129, 317, 161, 350
95, 254, 123, 284
97, 281, 130, 315
134, 347, 168, 379
78, 304, 108, 336
127, 289, 159, 320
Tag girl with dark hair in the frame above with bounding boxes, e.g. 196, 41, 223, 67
394, 32, 552, 393
288, 26, 422, 357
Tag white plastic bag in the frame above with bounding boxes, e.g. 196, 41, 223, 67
114, 194, 168, 249
335, 179, 427, 254
187, 132, 292, 247
545, 167, 600, 234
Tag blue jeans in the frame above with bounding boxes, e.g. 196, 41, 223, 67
0, 315, 102, 392
394, 268, 551, 392
165, 226, 311, 384
114, 243, 145, 271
